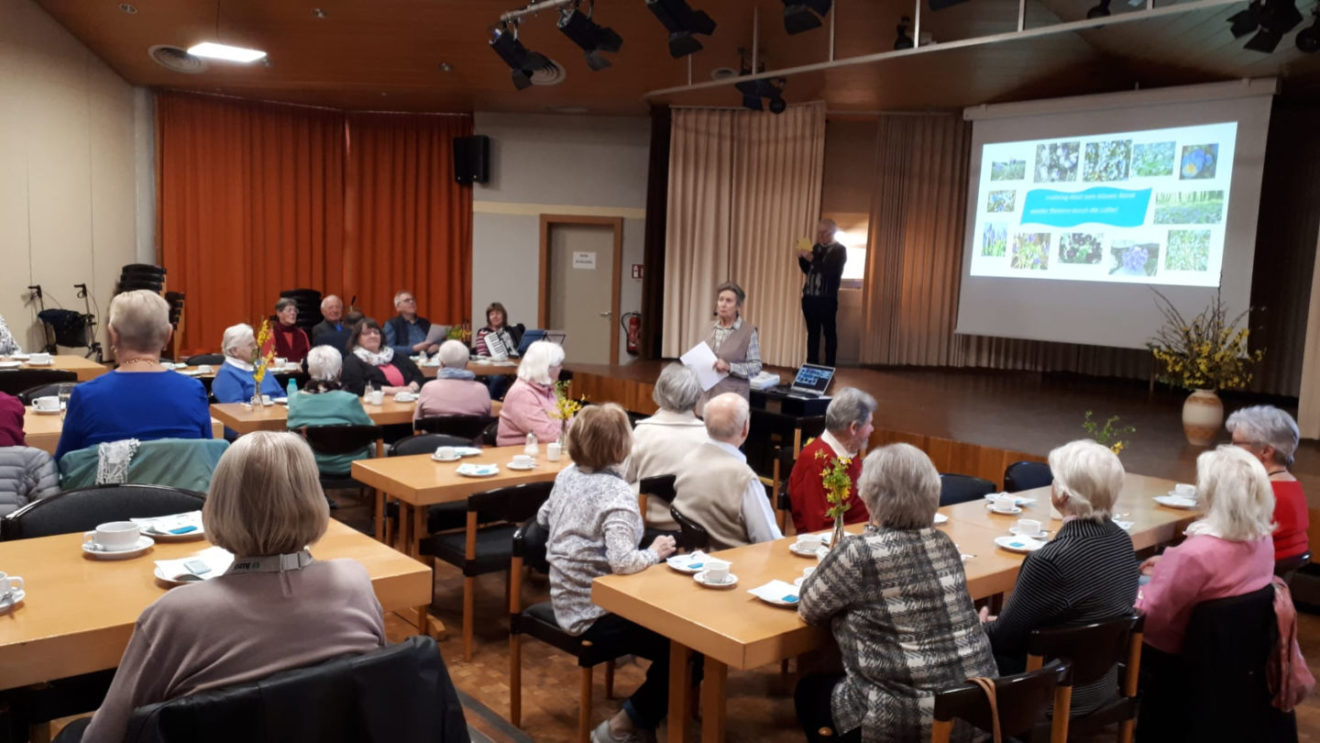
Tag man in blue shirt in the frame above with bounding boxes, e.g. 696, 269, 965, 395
383, 290, 439, 358
310, 294, 344, 344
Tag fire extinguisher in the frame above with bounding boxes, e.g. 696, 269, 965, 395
621, 313, 642, 356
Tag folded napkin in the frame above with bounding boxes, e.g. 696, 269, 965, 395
132, 511, 203, 535
666, 550, 709, 570
155, 546, 234, 581
748, 580, 800, 604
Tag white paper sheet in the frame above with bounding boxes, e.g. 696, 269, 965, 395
680, 342, 727, 391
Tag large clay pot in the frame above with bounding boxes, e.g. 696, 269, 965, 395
1182, 389, 1223, 446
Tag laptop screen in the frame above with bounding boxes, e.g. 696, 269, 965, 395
791, 364, 835, 395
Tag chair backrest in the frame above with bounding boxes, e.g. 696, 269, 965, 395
939, 473, 997, 507
1027, 612, 1143, 686
670, 504, 711, 552
300, 425, 384, 456
468, 481, 554, 526
1275, 551, 1311, 578
390, 433, 472, 457
57, 438, 229, 492
512, 517, 551, 574
1004, 461, 1052, 493
122, 635, 468, 743
932, 659, 1070, 742
185, 354, 225, 366
16, 381, 79, 405
773, 446, 796, 511
415, 414, 497, 443
0, 369, 77, 397
1, 484, 205, 541
638, 474, 676, 505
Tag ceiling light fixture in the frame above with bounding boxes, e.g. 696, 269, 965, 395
558, 1, 622, 70
781, 0, 831, 34
1243, 0, 1303, 51
186, 42, 267, 63
490, 22, 551, 90
645, 0, 716, 58
735, 77, 787, 114
894, 16, 914, 49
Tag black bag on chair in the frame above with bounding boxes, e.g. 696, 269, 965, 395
36, 309, 88, 349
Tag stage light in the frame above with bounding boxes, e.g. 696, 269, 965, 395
734, 77, 787, 114
1244, 0, 1302, 51
558, 4, 622, 70
1087, 0, 1111, 18
782, 0, 831, 35
490, 23, 550, 90
1297, 11, 1320, 51
1227, 1, 1261, 37
646, 0, 716, 58
894, 16, 914, 49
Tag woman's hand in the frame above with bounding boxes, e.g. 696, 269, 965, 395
648, 535, 677, 560
977, 606, 996, 624
713, 359, 730, 373
408, 381, 420, 392
1139, 555, 1162, 576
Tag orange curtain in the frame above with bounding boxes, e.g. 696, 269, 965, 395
345, 113, 473, 326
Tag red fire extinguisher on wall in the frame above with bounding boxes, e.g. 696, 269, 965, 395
621, 313, 642, 356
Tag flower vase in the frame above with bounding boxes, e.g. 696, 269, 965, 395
1182, 388, 1222, 447
831, 516, 846, 551
250, 393, 262, 408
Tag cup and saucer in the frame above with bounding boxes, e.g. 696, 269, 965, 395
789, 535, 827, 557
30, 396, 63, 415
694, 559, 737, 589
82, 522, 155, 560
987, 502, 1023, 515
0, 573, 26, 614
432, 446, 462, 462
1008, 518, 1048, 540
506, 455, 536, 471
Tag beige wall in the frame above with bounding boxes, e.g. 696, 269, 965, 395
0, 0, 144, 355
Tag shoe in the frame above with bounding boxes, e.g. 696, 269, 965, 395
590, 719, 657, 743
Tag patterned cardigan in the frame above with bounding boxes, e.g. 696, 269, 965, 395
799, 524, 996, 742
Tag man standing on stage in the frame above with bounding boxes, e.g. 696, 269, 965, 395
798, 218, 847, 366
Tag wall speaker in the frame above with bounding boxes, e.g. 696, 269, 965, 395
453, 135, 490, 185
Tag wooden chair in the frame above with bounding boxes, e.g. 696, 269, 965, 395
1026, 612, 1144, 742
938, 473, 997, 507
670, 504, 711, 552
931, 659, 1072, 742
637, 473, 676, 522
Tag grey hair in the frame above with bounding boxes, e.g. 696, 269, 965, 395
320, 294, 341, 310
825, 387, 876, 434
856, 443, 939, 530
306, 346, 342, 382
517, 341, 566, 385
438, 339, 469, 369
715, 282, 746, 306
704, 393, 750, 442
108, 290, 172, 353
1047, 439, 1124, 521
274, 297, 297, 313
1186, 445, 1276, 541
221, 323, 255, 358
393, 290, 414, 309
652, 364, 702, 413
1225, 405, 1299, 467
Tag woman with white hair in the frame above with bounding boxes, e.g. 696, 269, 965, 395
287, 346, 375, 475
1137, 445, 1277, 655
496, 340, 565, 446
1226, 405, 1309, 561
626, 364, 707, 525
795, 443, 994, 743
415, 340, 492, 420
212, 323, 285, 404
72, 432, 385, 743
56, 291, 211, 461
980, 439, 1139, 715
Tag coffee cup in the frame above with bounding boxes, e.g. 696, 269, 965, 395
513, 454, 534, 468
366, 390, 384, 405
801, 566, 816, 581
434, 446, 459, 461
0, 572, 24, 602
260, 394, 273, 406
274, 357, 288, 367
705, 558, 732, 584
993, 493, 1018, 511
28, 352, 51, 364
198, 364, 213, 373
795, 533, 824, 552
1014, 518, 1044, 537
83, 521, 140, 551
546, 442, 562, 462
33, 396, 60, 412
1173, 483, 1196, 498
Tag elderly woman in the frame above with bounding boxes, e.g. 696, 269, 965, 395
626, 364, 708, 524
0, 390, 58, 515
55, 291, 211, 461
789, 387, 876, 533
71, 432, 385, 743
340, 318, 425, 397
288, 346, 375, 475
705, 282, 762, 400
1137, 445, 1277, 654
474, 301, 519, 359
535, 404, 682, 743
415, 340, 492, 420
212, 323, 285, 404
795, 443, 995, 743
497, 340, 565, 446
980, 439, 1139, 715
268, 298, 311, 364
0, 314, 19, 355
1226, 405, 1309, 561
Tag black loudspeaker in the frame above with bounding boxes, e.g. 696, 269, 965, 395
452, 135, 490, 185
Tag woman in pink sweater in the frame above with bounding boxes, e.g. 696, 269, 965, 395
497, 340, 565, 446
415, 340, 492, 421
1137, 445, 1277, 655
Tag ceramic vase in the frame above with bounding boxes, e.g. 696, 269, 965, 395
1182, 388, 1222, 446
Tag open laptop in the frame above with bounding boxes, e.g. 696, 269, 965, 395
786, 363, 835, 398
516, 329, 567, 356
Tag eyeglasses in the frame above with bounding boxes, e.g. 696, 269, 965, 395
1232, 438, 1261, 450
399, 297, 416, 304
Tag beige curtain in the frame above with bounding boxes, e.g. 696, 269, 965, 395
662, 103, 826, 368
1298, 226, 1320, 439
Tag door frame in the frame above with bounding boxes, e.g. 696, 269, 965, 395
538, 214, 623, 365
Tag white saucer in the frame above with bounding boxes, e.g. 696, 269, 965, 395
456, 463, 498, 477
153, 565, 207, 587
1154, 495, 1198, 510
693, 570, 738, 589
994, 535, 1045, 553
666, 556, 705, 574
0, 589, 26, 612
393, 393, 418, 403
25, 360, 53, 366
933, 512, 949, 524
986, 504, 1023, 515
789, 541, 826, 557
0, 362, 19, 370
1115, 519, 1135, 531
177, 368, 204, 376
506, 461, 535, 471
1009, 527, 1048, 539
31, 407, 62, 415
9, 353, 30, 360
431, 454, 462, 463
82, 535, 155, 560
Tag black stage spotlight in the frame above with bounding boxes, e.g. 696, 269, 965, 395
646, 0, 716, 57
558, 5, 622, 70
782, 0, 831, 34
1228, 1, 1262, 36
734, 78, 787, 114
1297, 10, 1320, 51
1245, 0, 1303, 50
1087, 0, 1111, 18
894, 16, 914, 49
490, 24, 549, 90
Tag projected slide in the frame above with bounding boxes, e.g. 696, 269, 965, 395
969, 122, 1237, 287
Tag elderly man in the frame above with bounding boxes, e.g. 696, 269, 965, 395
789, 387, 876, 533
415, 340, 492, 420
383, 290, 439, 358
798, 218, 847, 366
670, 392, 782, 549
627, 364, 709, 525
310, 295, 345, 344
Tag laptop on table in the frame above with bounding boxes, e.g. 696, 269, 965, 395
786, 363, 835, 399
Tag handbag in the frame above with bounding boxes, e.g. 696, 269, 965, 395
1268, 576, 1316, 711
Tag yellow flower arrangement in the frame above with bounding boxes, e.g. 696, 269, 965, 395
551, 380, 586, 422
1147, 290, 1263, 391
1082, 411, 1134, 455
252, 318, 275, 387
816, 449, 853, 521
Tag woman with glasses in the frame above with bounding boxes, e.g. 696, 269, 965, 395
1226, 405, 1308, 561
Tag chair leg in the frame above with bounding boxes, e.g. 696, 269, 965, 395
463, 575, 476, 662
605, 659, 616, 699
1118, 719, 1135, 743
29, 723, 51, 743
510, 633, 523, 727
930, 719, 953, 743
579, 665, 594, 743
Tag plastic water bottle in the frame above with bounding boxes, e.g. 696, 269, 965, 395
286, 377, 298, 401
525, 433, 539, 457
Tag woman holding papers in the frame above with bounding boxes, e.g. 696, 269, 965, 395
699, 282, 761, 401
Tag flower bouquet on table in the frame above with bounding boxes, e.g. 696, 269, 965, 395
550, 381, 586, 444
251, 318, 276, 407
1082, 412, 1134, 455
817, 449, 853, 549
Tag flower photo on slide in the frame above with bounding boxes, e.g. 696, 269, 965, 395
1083, 140, 1132, 182
1179, 144, 1219, 180
1059, 233, 1103, 264
1034, 142, 1080, 182
1011, 233, 1050, 270
1166, 229, 1211, 271
1133, 142, 1175, 177
1109, 241, 1160, 277
987, 190, 1016, 213
982, 223, 1007, 256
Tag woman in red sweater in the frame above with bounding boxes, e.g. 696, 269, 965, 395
1226, 404, 1309, 561
266, 298, 311, 364
789, 387, 876, 533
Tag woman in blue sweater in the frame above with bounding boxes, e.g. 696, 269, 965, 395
212, 323, 284, 404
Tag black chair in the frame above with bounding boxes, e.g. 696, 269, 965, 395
53, 636, 468, 743
414, 415, 497, 444
119, 263, 166, 279
298, 424, 383, 491
389, 433, 475, 534
670, 504, 711, 552
1, 485, 204, 541
931, 659, 1071, 742
1027, 612, 1144, 742
770, 445, 796, 532
625, 409, 649, 428
1275, 550, 1311, 580
939, 473, 997, 507
184, 353, 224, 366
0, 369, 77, 397
509, 518, 624, 742
422, 481, 554, 661
637, 474, 676, 521
1004, 461, 1053, 493
16, 381, 78, 405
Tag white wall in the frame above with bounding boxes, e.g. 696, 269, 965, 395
472, 112, 650, 365
0, 0, 145, 355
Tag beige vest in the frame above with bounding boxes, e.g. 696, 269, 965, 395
704, 320, 755, 400
672, 441, 758, 551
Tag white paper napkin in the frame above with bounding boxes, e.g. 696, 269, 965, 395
154, 546, 234, 581
747, 579, 800, 604
667, 550, 709, 570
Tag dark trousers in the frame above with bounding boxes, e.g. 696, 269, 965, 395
794, 673, 860, 743
801, 296, 839, 366
485, 374, 513, 401
580, 614, 702, 731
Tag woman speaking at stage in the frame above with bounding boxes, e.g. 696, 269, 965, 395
704, 282, 761, 401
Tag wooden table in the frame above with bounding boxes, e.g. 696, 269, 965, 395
0, 519, 431, 692
419, 360, 518, 378
23, 408, 227, 456
0, 355, 108, 382
592, 473, 1197, 742
210, 398, 417, 435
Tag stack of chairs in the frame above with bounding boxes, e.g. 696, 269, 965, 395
165, 291, 185, 361
115, 264, 166, 294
